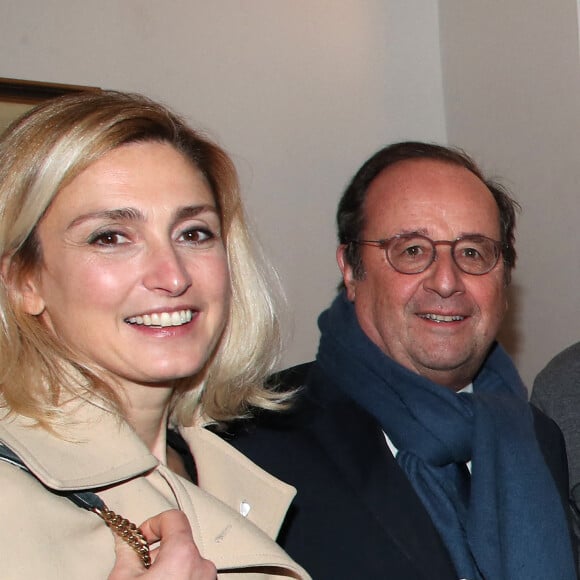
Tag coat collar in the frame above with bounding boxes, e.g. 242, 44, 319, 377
0, 401, 155, 489
0, 403, 297, 533
0, 403, 309, 578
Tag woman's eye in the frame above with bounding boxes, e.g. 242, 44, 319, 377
89, 231, 129, 246
180, 228, 215, 244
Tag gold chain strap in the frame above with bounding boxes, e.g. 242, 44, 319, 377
93, 505, 151, 569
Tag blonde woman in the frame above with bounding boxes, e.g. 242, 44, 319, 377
0, 90, 309, 580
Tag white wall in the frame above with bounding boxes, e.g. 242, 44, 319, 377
1, 1, 447, 367
439, 0, 580, 387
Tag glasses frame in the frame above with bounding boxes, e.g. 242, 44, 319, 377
349, 233, 508, 276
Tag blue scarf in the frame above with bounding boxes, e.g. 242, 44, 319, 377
317, 293, 575, 580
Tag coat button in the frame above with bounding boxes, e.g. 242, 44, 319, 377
239, 501, 251, 517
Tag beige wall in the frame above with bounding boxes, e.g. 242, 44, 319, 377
1, 1, 447, 367
439, 0, 580, 387
5, 1, 578, 387
4, 1, 577, 387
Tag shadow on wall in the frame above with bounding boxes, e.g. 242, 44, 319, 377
497, 283, 522, 361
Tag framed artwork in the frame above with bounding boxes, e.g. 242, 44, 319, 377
0, 77, 101, 132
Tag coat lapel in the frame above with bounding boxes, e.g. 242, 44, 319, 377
182, 422, 298, 541
305, 366, 457, 579
155, 464, 308, 576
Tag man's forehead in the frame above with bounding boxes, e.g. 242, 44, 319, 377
362, 158, 500, 234
369, 157, 483, 189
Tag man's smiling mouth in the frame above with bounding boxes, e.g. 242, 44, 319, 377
419, 313, 465, 323
126, 309, 193, 327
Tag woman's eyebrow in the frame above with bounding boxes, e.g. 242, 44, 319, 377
174, 204, 219, 222
67, 207, 144, 230
67, 204, 219, 230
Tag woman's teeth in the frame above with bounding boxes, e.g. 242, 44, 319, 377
126, 310, 193, 327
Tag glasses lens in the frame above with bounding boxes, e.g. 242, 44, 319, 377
453, 236, 499, 274
387, 235, 434, 274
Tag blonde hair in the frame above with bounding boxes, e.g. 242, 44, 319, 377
0, 90, 287, 429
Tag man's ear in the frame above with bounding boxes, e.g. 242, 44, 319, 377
0, 254, 45, 316
336, 245, 357, 301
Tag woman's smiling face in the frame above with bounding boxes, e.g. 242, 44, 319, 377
21, 141, 231, 389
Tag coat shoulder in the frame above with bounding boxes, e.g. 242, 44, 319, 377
533, 341, 580, 401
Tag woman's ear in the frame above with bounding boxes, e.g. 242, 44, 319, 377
1, 254, 45, 316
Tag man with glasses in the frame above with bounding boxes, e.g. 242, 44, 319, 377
229, 142, 576, 580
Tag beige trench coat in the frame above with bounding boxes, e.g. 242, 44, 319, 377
0, 402, 310, 580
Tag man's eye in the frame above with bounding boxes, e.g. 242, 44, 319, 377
404, 245, 424, 257
390, 237, 431, 261
461, 247, 483, 260
89, 231, 128, 245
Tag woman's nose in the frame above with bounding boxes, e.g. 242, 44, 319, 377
142, 244, 192, 296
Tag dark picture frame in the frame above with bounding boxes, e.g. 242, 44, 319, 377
0, 77, 101, 132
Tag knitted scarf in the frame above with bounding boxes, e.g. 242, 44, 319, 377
316, 293, 575, 580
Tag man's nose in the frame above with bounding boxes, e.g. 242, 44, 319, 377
422, 247, 466, 298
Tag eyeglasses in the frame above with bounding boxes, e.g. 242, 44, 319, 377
349, 233, 507, 275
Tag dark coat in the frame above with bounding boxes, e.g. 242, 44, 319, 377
226, 362, 573, 580
532, 341, 580, 573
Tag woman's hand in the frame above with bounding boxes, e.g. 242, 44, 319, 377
108, 510, 217, 579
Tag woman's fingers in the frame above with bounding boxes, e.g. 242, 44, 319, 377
108, 510, 217, 580
108, 533, 148, 579
139, 509, 194, 545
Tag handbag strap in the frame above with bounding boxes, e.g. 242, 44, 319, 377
0, 441, 151, 568
0, 442, 107, 510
